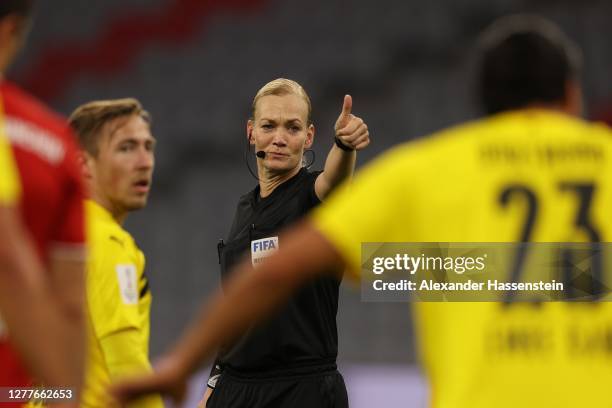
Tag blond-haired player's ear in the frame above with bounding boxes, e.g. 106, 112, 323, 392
79, 152, 94, 180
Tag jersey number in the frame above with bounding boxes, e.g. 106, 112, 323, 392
498, 182, 603, 302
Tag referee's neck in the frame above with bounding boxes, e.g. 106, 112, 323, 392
258, 166, 301, 198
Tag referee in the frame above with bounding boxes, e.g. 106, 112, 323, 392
202, 78, 369, 408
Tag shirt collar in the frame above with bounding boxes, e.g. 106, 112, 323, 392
86, 199, 118, 226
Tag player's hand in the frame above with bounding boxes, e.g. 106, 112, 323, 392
111, 355, 187, 406
334, 95, 370, 151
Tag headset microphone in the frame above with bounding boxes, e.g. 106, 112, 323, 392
255, 151, 266, 159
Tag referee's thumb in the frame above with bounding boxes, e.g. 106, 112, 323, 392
339, 94, 352, 118
335, 95, 353, 131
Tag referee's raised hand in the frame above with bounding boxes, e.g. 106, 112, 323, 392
334, 94, 370, 151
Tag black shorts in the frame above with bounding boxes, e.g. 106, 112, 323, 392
206, 364, 349, 408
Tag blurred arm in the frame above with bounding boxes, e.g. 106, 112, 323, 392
48, 253, 86, 394
100, 329, 164, 408
0, 205, 84, 392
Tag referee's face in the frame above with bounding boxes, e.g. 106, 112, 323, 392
250, 94, 314, 175
89, 114, 156, 218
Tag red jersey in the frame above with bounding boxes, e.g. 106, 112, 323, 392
0, 80, 86, 392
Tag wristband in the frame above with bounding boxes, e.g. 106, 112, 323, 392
334, 137, 354, 151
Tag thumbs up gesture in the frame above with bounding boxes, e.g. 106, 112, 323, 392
334, 95, 370, 151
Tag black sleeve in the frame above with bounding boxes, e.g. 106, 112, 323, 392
305, 170, 323, 208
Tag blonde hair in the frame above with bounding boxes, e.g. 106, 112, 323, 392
69, 98, 150, 156
251, 78, 312, 124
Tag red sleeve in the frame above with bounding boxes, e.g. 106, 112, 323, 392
52, 126, 85, 247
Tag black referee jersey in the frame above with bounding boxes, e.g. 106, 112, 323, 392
214, 168, 341, 374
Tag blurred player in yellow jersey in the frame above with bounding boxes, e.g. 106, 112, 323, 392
69, 99, 163, 408
115, 15, 612, 408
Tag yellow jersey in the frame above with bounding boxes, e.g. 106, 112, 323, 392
82, 200, 163, 408
313, 109, 612, 408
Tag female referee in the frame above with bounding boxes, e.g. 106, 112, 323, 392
202, 78, 370, 408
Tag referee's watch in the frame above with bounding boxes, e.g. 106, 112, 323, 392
334, 137, 354, 151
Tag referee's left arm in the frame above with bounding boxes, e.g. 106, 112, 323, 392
315, 95, 370, 200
